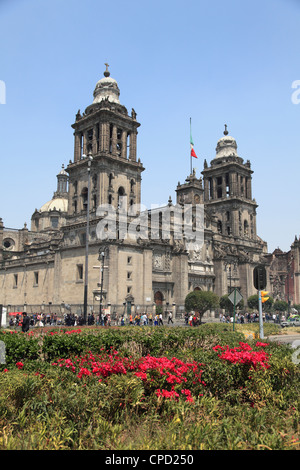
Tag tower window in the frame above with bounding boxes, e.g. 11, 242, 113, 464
80, 133, 84, 159
109, 124, 113, 154
81, 187, 88, 210
217, 220, 222, 234
118, 187, 125, 209
34, 271, 39, 286
13, 274, 18, 288
51, 217, 59, 229
225, 173, 230, 197
209, 178, 213, 199
96, 123, 100, 152
217, 176, 222, 198
77, 264, 83, 281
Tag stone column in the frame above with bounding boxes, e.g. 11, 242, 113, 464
112, 125, 117, 156
74, 133, 81, 162
101, 122, 109, 152
204, 178, 209, 201
93, 124, 98, 155
129, 131, 137, 161
222, 176, 226, 198
121, 130, 127, 158
212, 177, 217, 199
246, 177, 252, 199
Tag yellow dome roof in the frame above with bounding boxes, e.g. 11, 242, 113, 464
39, 197, 68, 213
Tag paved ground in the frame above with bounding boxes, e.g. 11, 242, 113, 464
267, 333, 300, 345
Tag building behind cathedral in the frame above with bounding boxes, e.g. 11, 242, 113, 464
0, 67, 299, 318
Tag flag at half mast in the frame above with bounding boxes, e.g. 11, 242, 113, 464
190, 118, 198, 158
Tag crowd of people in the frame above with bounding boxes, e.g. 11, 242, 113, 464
218, 311, 284, 324
8, 308, 286, 330
8, 310, 175, 329
9, 312, 60, 328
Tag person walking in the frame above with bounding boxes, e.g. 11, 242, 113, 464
167, 311, 173, 324
21, 312, 30, 333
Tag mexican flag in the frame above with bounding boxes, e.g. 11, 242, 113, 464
190, 121, 198, 158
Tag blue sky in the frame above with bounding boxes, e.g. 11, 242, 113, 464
0, 0, 299, 252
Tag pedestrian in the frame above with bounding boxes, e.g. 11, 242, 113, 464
159, 313, 163, 326
167, 311, 173, 324
21, 312, 30, 333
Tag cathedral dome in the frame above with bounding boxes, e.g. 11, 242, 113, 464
39, 197, 68, 213
93, 64, 120, 104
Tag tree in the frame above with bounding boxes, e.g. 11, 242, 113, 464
185, 290, 219, 323
247, 294, 273, 311
273, 300, 288, 313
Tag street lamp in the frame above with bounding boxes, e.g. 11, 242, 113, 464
94, 246, 108, 321
99, 250, 105, 319
224, 259, 238, 295
83, 151, 93, 324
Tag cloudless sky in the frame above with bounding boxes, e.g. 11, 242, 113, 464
0, 0, 299, 252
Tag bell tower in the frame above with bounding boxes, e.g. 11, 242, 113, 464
201, 126, 266, 301
67, 64, 144, 218
202, 126, 257, 240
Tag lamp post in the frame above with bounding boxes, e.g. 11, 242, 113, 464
83, 152, 93, 324
99, 250, 105, 318
94, 246, 108, 322
224, 258, 238, 328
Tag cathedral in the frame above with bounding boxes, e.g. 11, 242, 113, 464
0, 66, 299, 318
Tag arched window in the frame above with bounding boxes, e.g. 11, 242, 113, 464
118, 186, 125, 209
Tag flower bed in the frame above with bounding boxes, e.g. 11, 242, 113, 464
51, 349, 206, 403
0, 325, 299, 450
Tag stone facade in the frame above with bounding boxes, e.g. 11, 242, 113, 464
1, 66, 298, 317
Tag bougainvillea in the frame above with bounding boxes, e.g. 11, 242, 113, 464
51, 350, 205, 403
212, 341, 270, 369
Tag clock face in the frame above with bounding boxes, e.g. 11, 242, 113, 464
194, 194, 200, 203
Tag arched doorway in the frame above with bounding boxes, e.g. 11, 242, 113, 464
154, 291, 163, 305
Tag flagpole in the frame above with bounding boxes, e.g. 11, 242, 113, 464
190, 117, 192, 175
